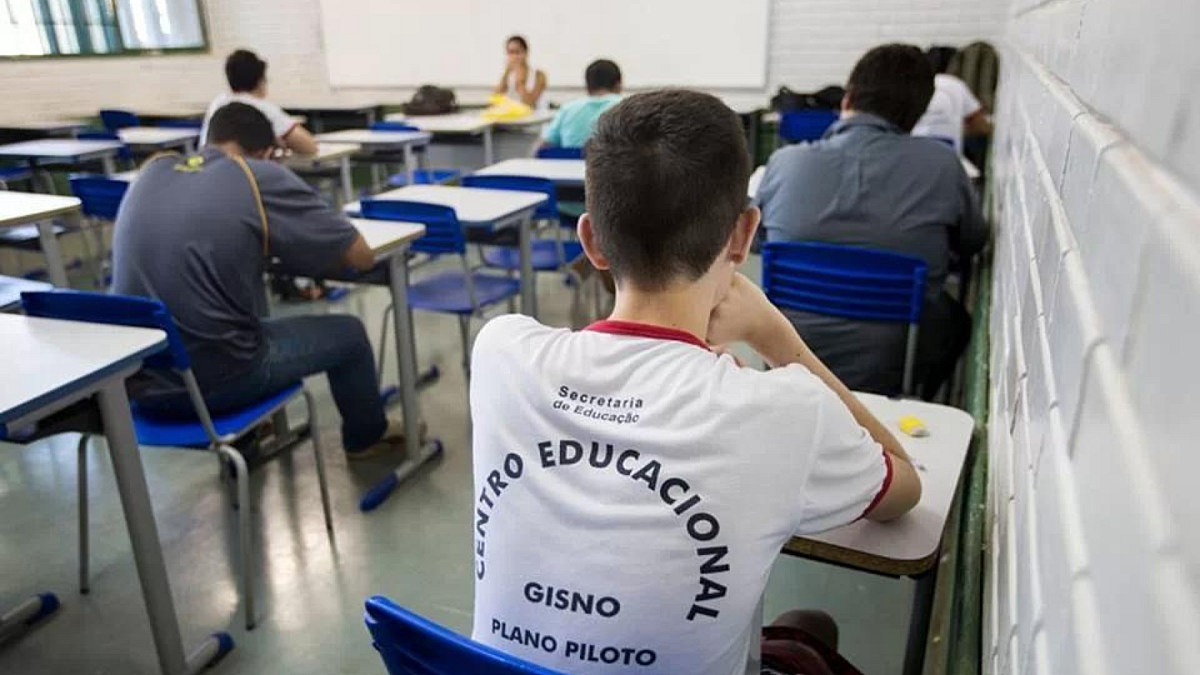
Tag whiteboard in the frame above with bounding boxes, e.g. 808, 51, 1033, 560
318, 0, 769, 89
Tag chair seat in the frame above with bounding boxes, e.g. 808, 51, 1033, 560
408, 270, 521, 314
0, 166, 33, 182
386, 169, 462, 187
132, 383, 303, 447
0, 224, 67, 249
481, 239, 584, 271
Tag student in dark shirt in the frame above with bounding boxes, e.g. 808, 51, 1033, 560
756, 44, 988, 398
113, 103, 412, 457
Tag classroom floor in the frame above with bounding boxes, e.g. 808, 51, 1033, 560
0, 180, 913, 675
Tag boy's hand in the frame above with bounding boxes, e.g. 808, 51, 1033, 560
706, 272, 790, 354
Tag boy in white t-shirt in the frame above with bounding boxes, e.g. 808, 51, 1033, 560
469, 90, 922, 675
200, 49, 318, 155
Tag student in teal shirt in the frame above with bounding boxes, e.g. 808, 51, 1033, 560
540, 59, 623, 150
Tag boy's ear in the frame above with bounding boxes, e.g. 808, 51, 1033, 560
578, 213, 611, 271
726, 206, 761, 265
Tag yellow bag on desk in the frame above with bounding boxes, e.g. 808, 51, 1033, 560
481, 94, 533, 121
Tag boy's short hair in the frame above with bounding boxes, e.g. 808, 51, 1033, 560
845, 44, 935, 132
585, 90, 751, 290
225, 49, 267, 93
207, 102, 276, 154
585, 60, 622, 93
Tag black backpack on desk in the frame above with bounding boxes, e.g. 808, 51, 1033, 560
403, 86, 458, 115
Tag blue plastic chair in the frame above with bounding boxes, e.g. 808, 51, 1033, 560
460, 174, 583, 274
779, 109, 839, 144
99, 109, 140, 132
69, 176, 131, 286
365, 596, 567, 675
369, 122, 461, 187
535, 146, 584, 160
19, 290, 334, 630
0, 165, 33, 189
761, 242, 928, 394
360, 200, 520, 370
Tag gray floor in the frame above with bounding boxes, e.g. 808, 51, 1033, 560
1, 163, 914, 675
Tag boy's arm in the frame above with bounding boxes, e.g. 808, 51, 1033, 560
708, 273, 921, 520
283, 125, 319, 156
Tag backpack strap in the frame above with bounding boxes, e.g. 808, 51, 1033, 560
228, 154, 271, 258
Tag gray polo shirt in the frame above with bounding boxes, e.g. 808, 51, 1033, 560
754, 113, 988, 392
112, 148, 359, 392
755, 112, 987, 295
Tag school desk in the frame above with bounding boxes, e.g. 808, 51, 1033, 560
345, 184, 547, 317
283, 143, 362, 204
490, 110, 555, 130
472, 158, 585, 188
0, 191, 83, 287
0, 139, 126, 189
316, 129, 432, 187
383, 112, 497, 165
0, 314, 231, 674
782, 392, 975, 675
0, 120, 89, 136
283, 102, 381, 133
0, 276, 51, 311
117, 127, 200, 154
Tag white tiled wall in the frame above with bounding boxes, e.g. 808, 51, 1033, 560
1, 0, 1007, 123
988, 1, 1200, 673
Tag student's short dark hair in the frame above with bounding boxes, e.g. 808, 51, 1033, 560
225, 49, 267, 93
506, 35, 528, 52
585, 90, 751, 290
207, 102, 276, 154
845, 44, 935, 132
585, 59, 621, 93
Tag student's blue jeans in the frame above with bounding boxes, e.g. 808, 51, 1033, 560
140, 315, 387, 453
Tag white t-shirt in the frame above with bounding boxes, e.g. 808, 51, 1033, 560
199, 92, 298, 147
504, 64, 548, 111
912, 74, 982, 153
469, 315, 892, 675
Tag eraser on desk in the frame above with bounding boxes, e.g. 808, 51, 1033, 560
898, 415, 929, 437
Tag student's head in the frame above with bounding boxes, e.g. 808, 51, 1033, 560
843, 44, 935, 132
580, 90, 758, 296
925, 46, 957, 75
585, 59, 622, 95
207, 102, 276, 159
505, 35, 529, 66
225, 49, 268, 95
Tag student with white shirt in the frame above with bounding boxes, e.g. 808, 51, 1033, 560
494, 35, 548, 110
912, 47, 992, 153
469, 90, 921, 675
200, 49, 319, 155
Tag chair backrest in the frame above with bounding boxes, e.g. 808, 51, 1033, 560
157, 119, 203, 130
69, 176, 129, 220
99, 109, 141, 131
78, 130, 132, 161
371, 121, 420, 132
364, 596, 566, 675
20, 290, 191, 371
462, 174, 557, 221
535, 146, 584, 160
761, 241, 927, 324
778, 109, 839, 144
360, 200, 465, 256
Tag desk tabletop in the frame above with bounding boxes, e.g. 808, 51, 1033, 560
783, 393, 975, 576
350, 218, 425, 259
0, 138, 125, 159
0, 191, 82, 228
383, 112, 494, 134
0, 314, 166, 426
748, 166, 765, 198
316, 129, 432, 147
346, 184, 546, 226
490, 111, 555, 128
473, 158, 585, 186
283, 143, 361, 167
0, 276, 51, 310
283, 101, 380, 114
0, 120, 89, 133
961, 157, 981, 180
117, 127, 200, 146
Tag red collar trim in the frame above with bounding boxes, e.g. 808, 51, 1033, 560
584, 320, 711, 351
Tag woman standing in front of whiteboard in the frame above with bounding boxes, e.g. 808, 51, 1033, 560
496, 35, 548, 110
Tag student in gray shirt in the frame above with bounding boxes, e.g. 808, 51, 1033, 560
756, 44, 988, 399
113, 102, 409, 458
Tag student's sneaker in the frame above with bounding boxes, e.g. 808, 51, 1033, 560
345, 417, 426, 460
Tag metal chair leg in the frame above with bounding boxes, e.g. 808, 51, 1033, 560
377, 303, 394, 385
216, 444, 254, 630
303, 390, 334, 535
457, 315, 472, 374
77, 434, 90, 594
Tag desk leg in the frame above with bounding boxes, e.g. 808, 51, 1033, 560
360, 249, 444, 512
519, 216, 537, 318
902, 569, 938, 675
483, 127, 495, 166
340, 156, 354, 204
403, 145, 416, 186
97, 380, 232, 675
101, 156, 116, 176
37, 220, 70, 288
